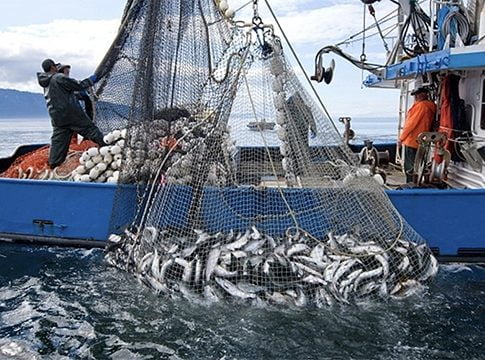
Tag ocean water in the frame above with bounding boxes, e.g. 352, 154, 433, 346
1, 118, 484, 359
0, 118, 51, 158
0, 245, 484, 359
0, 117, 396, 158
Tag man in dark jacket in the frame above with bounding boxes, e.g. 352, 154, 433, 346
37, 58, 105, 168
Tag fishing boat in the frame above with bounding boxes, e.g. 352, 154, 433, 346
0, 0, 484, 263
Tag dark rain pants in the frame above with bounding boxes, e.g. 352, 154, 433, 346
404, 145, 417, 183
49, 121, 105, 168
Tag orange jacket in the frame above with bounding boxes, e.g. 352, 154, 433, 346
400, 100, 436, 149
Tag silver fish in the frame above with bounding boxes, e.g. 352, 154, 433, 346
333, 259, 359, 284
215, 277, 256, 299
237, 282, 266, 293
310, 244, 324, 262
418, 254, 439, 281
292, 255, 327, 270
350, 245, 384, 255
251, 226, 261, 240
397, 256, 410, 272
160, 258, 174, 283
151, 250, 161, 279
302, 275, 327, 285
224, 230, 250, 251
338, 268, 363, 290
232, 250, 247, 259
354, 267, 383, 290
374, 254, 389, 279
244, 239, 266, 253
144, 275, 170, 295
181, 245, 197, 258
137, 252, 154, 274
293, 262, 324, 278
195, 230, 211, 244
324, 261, 341, 282
205, 248, 221, 282
194, 257, 202, 284
287, 244, 310, 257
214, 265, 238, 278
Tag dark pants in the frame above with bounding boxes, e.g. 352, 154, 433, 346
49, 123, 105, 168
404, 145, 417, 183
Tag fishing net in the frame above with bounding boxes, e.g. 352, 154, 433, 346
92, 0, 438, 306
0, 137, 98, 180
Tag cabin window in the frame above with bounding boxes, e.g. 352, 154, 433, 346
482, 79, 485, 129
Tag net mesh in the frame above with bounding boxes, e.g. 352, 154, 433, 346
0, 138, 98, 180
21, 0, 439, 306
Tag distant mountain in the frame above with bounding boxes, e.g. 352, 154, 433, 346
0, 88, 47, 118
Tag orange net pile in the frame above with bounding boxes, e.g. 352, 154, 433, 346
1, 137, 98, 180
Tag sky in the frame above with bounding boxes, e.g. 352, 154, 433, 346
0, 0, 401, 118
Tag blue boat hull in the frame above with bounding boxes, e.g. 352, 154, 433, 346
0, 177, 483, 261
0, 178, 137, 247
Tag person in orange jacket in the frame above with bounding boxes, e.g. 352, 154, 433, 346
398, 87, 436, 182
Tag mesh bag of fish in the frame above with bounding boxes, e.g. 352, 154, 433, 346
92, 0, 438, 307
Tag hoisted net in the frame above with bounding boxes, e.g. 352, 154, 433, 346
98, 0, 438, 307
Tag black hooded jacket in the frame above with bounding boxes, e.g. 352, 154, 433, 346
37, 72, 94, 127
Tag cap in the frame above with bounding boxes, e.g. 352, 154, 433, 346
41, 59, 58, 72
410, 87, 429, 96
56, 63, 71, 72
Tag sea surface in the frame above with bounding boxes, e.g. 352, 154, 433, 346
1, 118, 484, 359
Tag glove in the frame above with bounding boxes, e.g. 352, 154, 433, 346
88, 74, 98, 84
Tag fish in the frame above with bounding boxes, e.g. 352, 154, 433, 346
397, 256, 410, 273
237, 282, 266, 294
338, 268, 363, 290
215, 277, 256, 299
287, 244, 310, 257
205, 248, 221, 282
302, 275, 327, 285
181, 245, 197, 258
292, 255, 327, 270
251, 226, 261, 240
194, 256, 202, 284
294, 288, 308, 307
224, 230, 250, 251
244, 239, 266, 253
151, 250, 161, 279
293, 261, 325, 278
214, 265, 238, 278
418, 254, 439, 281
310, 244, 324, 262
374, 254, 389, 279
353, 267, 383, 290
350, 245, 385, 255
137, 252, 154, 274
332, 259, 359, 284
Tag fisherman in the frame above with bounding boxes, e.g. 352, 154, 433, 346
398, 87, 436, 182
57, 63, 94, 120
37, 59, 105, 169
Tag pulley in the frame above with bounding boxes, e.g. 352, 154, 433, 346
311, 54, 335, 84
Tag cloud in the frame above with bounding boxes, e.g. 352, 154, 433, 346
0, 19, 119, 92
